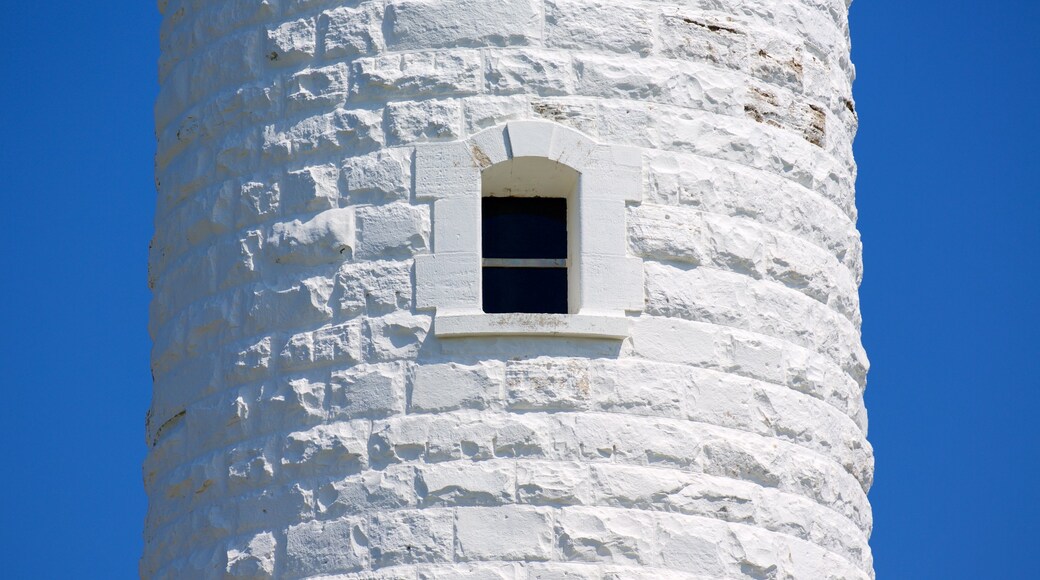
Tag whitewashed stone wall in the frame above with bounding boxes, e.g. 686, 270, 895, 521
145, 0, 872, 578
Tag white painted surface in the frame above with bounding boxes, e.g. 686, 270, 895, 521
146, 0, 871, 577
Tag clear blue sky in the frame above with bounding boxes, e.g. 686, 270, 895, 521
0, 2, 1036, 578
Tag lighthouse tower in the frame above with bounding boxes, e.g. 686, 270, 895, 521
144, 0, 872, 578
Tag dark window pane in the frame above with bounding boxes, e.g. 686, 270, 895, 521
482, 268, 568, 314
482, 197, 567, 259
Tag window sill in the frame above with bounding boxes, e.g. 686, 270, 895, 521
433, 313, 630, 339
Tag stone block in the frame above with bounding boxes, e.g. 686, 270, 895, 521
506, 359, 592, 412
321, 4, 384, 59
556, 507, 657, 565
386, 99, 463, 144
266, 18, 316, 66
329, 363, 407, 420
410, 362, 503, 413
545, 0, 653, 56
225, 531, 277, 579
281, 164, 341, 214
418, 460, 515, 506
285, 517, 368, 576
386, 0, 541, 49
352, 51, 483, 101
280, 321, 364, 371
485, 50, 574, 96
342, 150, 412, 203
332, 260, 413, 317
455, 506, 554, 562
369, 509, 455, 567
355, 203, 430, 259
286, 64, 349, 113
282, 422, 369, 474
516, 461, 591, 506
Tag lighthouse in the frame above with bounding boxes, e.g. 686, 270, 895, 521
144, 0, 873, 577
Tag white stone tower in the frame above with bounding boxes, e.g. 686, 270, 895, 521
145, 0, 872, 578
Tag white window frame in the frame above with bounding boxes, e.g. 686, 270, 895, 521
415, 121, 644, 339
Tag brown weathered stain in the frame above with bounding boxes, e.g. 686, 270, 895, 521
751, 86, 778, 106
678, 16, 742, 35
533, 102, 567, 123
194, 479, 214, 495
804, 103, 827, 147
471, 144, 492, 169
789, 58, 803, 75
744, 104, 765, 123
151, 409, 186, 447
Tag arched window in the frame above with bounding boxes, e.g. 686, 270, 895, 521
481, 158, 578, 315
415, 121, 644, 338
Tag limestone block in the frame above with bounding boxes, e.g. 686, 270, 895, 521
410, 362, 504, 413
238, 179, 280, 226
654, 514, 726, 575
506, 358, 592, 412
355, 203, 429, 259
455, 506, 554, 562
418, 460, 514, 507
556, 507, 657, 565
516, 461, 592, 507
263, 108, 384, 162
545, 0, 654, 56
281, 164, 341, 214
282, 422, 369, 475
266, 18, 316, 66
341, 150, 411, 204
417, 563, 518, 580
232, 487, 314, 547
386, 100, 462, 144
316, 466, 420, 519
462, 95, 532, 133
332, 260, 413, 317
369, 509, 454, 567
227, 334, 273, 386
365, 312, 431, 362
328, 363, 407, 420
251, 378, 327, 434
267, 208, 354, 266
225, 531, 277, 579
657, 11, 749, 71
286, 64, 349, 113
485, 50, 574, 96
386, 0, 541, 49
280, 321, 364, 371
285, 517, 368, 577
320, 4, 385, 59
352, 51, 483, 101
226, 441, 276, 494
573, 54, 743, 117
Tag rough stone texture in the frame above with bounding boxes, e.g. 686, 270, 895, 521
147, 0, 871, 578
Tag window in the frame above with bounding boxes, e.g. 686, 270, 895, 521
415, 120, 644, 338
482, 197, 568, 314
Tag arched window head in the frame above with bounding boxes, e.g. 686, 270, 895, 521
415, 121, 644, 339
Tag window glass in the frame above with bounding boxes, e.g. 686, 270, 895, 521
482, 267, 567, 314
482, 197, 567, 259
481, 197, 568, 314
